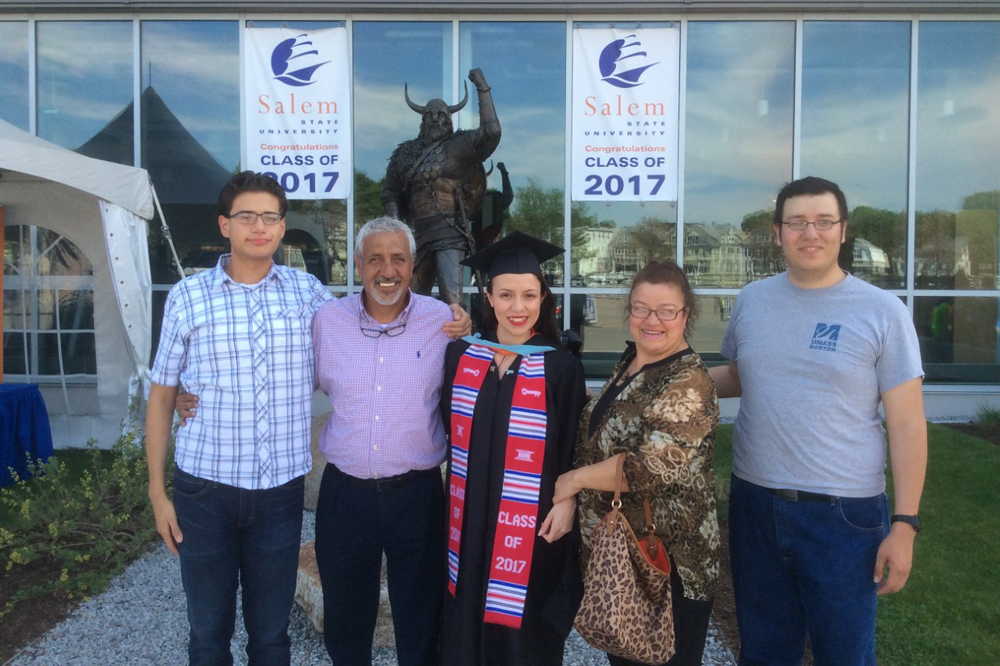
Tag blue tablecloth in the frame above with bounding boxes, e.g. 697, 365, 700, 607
0, 384, 54, 488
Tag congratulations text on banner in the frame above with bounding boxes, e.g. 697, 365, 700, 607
244, 27, 352, 200
572, 26, 679, 202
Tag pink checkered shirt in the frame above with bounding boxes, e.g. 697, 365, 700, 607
312, 291, 453, 478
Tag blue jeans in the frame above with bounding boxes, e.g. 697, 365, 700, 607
173, 468, 305, 666
728, 474, 889, 666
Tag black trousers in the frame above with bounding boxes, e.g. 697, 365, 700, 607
605, 564, 714, 666
314, 464, 446, 666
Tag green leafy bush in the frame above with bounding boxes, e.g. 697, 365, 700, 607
0, 432, 160, 617
974, 402, 1000, 427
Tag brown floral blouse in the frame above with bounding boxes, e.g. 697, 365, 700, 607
575, 344, 720, 601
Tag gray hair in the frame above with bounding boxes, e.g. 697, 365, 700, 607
354, 217, 417, 263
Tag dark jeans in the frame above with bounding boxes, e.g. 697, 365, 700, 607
605, 562, 714, 666
314, 464, 446, 666
173, 468, 305, 666
728, 474, 888, 666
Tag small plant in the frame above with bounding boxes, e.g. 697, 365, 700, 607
0, 432, 163, 617
974, 402, 1000, 427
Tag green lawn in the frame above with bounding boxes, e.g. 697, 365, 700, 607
713, 423, 1000, 666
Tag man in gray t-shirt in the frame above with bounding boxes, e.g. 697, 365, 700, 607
711, 177, 927, 665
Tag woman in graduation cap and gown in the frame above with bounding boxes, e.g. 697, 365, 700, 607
439, 232, 588, 665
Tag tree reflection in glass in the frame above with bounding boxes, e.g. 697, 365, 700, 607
801, 21, 910, 288
917, 22, 1000, 292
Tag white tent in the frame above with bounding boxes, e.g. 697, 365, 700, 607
1, 119, 157, 447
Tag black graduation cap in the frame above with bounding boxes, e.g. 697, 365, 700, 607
461, 231, 564, 280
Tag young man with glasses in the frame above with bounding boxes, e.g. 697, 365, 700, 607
710, 176, 927, 665
146, 171, 333, 664
311, 216, 469, 666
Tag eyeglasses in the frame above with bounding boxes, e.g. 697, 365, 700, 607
359, 307, 409, 338
628, 305, 687, 322
780, 218, 844, 232
227, 211, 284, 226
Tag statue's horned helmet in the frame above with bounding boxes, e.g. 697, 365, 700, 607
404, 82, 469, 118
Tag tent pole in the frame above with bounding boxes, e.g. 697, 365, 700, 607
150, 183, 186, 281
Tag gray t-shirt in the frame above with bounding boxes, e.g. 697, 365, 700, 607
720, 272, 924, 497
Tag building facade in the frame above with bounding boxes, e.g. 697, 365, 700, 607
2, 1, 999, 419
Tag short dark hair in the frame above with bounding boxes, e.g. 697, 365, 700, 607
217, 171, 288, 218
773, 176, 849, 227
626, 261, 699, 339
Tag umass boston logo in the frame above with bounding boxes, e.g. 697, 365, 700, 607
810, 323, 841, 353
598, 35, 659, 89
271, 34, 330, 87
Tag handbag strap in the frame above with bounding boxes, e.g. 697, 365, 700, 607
609, 453, 627, 524
642, 498, 661, 557
609, 454, 661, 559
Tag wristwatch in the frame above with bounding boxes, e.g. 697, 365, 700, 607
890, 514, 922, 533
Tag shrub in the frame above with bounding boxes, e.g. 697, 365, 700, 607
974, 402, 1000, 427
0, 432, 162, 617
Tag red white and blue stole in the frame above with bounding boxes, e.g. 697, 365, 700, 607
447, 343, 548, 629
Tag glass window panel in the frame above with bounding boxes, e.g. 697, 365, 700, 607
38, 332, 97, 375
36, 21, 133, 164
4, 224, 27, 276
141, 21, 239, 285
576, 292, 722, 376
353, 21, 452, 224
0, 22, 29, 129
3, 290, 30, 328
462, 22, 567, 286
34, 229, 94, 277
916, 22, 1000, 291
801, 21, 910, 288
577, 293, 628, 355
36, 289, 57, 331
573, 202, 677, 288
684, 21, 795, 288
285, 200, 348, 286
3, 332, 29, 375
56, 290, 95, 331
915, 296, 1000, 382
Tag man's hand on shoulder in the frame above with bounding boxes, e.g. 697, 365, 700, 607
176, 390, 199, 426
874, 523, 916, 595
444, 303, 472, 339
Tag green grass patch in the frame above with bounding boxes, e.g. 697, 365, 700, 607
713, 423, 1000, 665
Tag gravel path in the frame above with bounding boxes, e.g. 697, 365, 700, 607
10, 512, 736, 665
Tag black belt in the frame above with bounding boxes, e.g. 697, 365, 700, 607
330, 464, 438, 492
767, 487, 837, 503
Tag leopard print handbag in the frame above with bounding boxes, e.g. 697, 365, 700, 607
574, 454, 675, 665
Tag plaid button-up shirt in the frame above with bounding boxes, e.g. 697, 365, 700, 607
151, 255, 332, 489
313, 292, 453, 478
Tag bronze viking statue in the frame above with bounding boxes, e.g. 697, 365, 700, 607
381, 68, 501, 304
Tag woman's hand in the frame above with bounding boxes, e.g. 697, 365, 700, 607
538, 497, 576, 543
552, 469, 582, 505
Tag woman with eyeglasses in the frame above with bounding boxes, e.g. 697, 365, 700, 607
553, 261, 721, 666
438, 232, 587, 666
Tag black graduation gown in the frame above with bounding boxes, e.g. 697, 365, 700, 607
439, 334, 587, 666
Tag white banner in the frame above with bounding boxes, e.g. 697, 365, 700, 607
572, 27, 679, 202
245, 27, 351, 200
